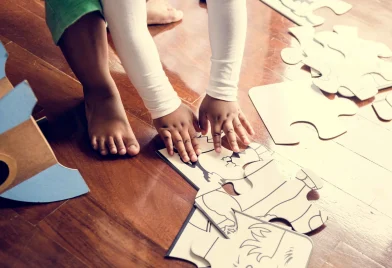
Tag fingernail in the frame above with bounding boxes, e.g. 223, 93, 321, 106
196, 149, 201, 155
216, 147, 221, 153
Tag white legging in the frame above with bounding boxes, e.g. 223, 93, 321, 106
101, 0, 247, 119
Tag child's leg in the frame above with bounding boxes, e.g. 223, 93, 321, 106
58, 12, 140, 156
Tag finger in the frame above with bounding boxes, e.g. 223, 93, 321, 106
233, 117, 250, 145
181, 130, 198, 162
160, 130, 174, 156
223, 120, 239, 152
239, 112, 255, 135
199, 111, 209, 135
191, 136, 201, 155
107, 136, 117, 154
188, 126, 201, 155
212, 120, 222, 153
172, 131, 190, 162
98, 137, 108, 155
114, 135, 127, 155
192, 112, 202, 133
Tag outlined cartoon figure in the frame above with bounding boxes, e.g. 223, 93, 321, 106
195, 159, 328, 236
191, 211, 313, 268
157, 135, 272, 190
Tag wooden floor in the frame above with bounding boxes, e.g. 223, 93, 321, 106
1, 0, 392, 267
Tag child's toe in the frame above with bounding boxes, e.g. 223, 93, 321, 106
124, 136, 140, 156
115, 135, 127, 155
91, 136, 98, 150
99, 137, 108, 155
107, 137, 117, 154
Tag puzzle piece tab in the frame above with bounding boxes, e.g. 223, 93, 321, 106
191, 211, 313, 268
372, 93, 392, 121
195, 159, 328, 236
249, 79, 358, 145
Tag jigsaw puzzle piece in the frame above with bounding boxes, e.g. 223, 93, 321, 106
249, 80, 358, 144
243, 160, 328, 234
338, 74, 379, 101
158, 135, 271, 190
303, 95, 357, 139
337, 87, 354, 97
281, 47, 304, 65
294, 0, 352, 21
195, 159, 328, 236
372, 93, 392, 121
166, 208, 220, 268
332, 25, 358, 39
191, 211, 313, 268
281, 26, 319, 65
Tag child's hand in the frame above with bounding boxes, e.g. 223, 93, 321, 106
153, 103, 201, 162
199, 95, 254, 153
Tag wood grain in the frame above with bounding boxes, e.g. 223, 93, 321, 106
1, 0, 392, 267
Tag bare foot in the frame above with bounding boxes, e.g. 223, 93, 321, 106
85, 87, 140, 156
146, 0, 183, 25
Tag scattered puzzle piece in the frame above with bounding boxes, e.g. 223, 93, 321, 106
249, 79, 358, 145
372, 93, 392, 121
166, 207, 219, 267
195, 159, 328, 236
260, 0, 352, 27
281, 25, 392, 100
191, 211, 313, 268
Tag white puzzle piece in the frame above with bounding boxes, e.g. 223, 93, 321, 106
166, 207, 221, 267
281, 26, 392, 100
372, 93, 392, 121
260, 0, 352, 27
157, 135, 272, 190
248, 79, 358, 145
191, 211, 313, 268
195, 159, 328, 237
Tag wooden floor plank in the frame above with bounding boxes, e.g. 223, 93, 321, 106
0, 0, 73, 76
17, 0, 45, 20
1, 0, 392, 267
12, 228, 87, 268
0, 209, 36, 268
321, 242, 385, 268
39, 195, 191, 268
0, 35, 11, 46
4, 42, 83, 119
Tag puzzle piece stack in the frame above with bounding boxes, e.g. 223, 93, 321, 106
159, 136, 328, 267
281, 25, 392, 101
249, 25, 392, 146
